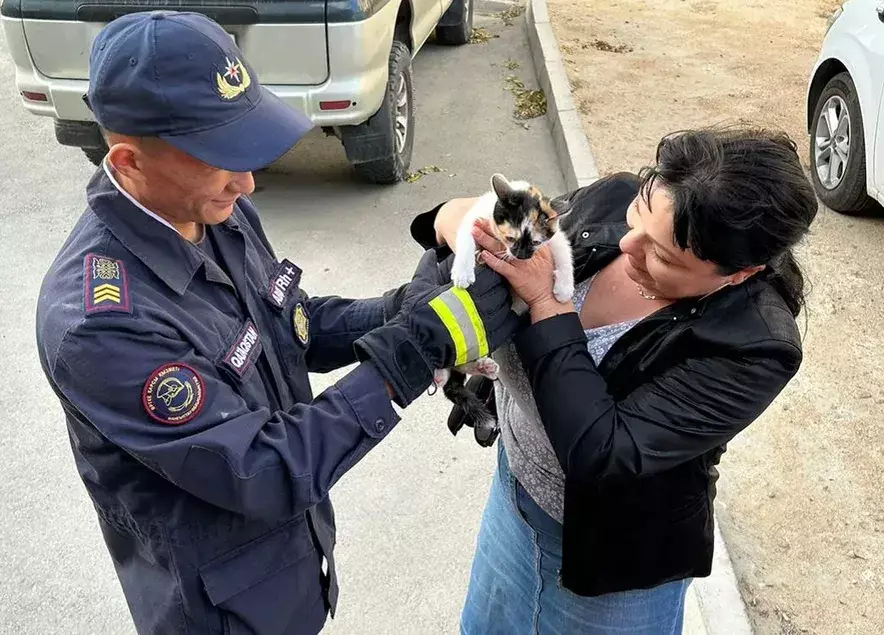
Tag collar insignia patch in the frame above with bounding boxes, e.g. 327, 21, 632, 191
84, 253, 131, 315
142, 363, 205, 425
293, 302, 310, 348
221, 319, 263, 378
216, 56, 251, 101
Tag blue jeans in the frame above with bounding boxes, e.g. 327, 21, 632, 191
460, 445, 691, 634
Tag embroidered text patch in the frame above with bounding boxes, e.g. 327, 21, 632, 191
267, 259, 301, 309
221, 319, 263, 378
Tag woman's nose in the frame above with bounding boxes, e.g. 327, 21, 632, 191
619, 229, 643, 255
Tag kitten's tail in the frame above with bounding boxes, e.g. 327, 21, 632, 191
443, 369, 499, 447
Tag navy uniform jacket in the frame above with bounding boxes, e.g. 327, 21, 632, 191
35, 168, 407, 635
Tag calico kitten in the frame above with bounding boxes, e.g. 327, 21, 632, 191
433, 173, 574, 446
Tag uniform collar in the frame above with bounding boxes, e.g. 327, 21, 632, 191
86, 167, 241, 295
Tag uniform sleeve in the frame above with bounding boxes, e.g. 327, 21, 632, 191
51, 320, 399, 521
302, 251, 456, 373
514, 313, 801, 486
303, 293, 399, 373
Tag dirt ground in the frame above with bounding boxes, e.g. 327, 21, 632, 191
544, 1, 884, 634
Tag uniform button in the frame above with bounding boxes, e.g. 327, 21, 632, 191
690, 308, 697, 315
581, 231, 590, 239
591, 247, 597, 253
375, 418, 386, 432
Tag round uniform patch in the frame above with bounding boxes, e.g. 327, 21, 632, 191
293, 302, 310, 348
142, 363, 205, 425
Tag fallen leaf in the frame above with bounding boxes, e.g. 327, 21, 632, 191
470, 27, 498, 44
404, 165, 445, 183
498, 5, 525, 26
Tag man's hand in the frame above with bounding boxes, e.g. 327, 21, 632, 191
354, 250, 521, 407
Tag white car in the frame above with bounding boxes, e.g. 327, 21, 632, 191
807, 0, 884, 214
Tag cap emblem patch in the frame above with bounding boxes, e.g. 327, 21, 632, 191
216, 56, 251, 100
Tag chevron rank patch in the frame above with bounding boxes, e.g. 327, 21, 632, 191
84, 253, 131, 315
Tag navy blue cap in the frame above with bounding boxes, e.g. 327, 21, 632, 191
87, 11, 314, 172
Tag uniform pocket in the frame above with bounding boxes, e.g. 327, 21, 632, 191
198, 516, 325, 635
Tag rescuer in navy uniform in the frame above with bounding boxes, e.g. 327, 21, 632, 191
34, 11, 520, 635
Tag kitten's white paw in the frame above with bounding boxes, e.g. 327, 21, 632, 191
451, 264, 476, 288
433, 368, 450, 387
464, 357, 499, 381
553, 271, 574, 302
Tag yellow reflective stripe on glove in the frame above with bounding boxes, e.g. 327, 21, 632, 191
428, 287, 490, 366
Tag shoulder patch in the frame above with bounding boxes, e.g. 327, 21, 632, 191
292, 301, 310, 348
84, 253, 131, 315
142, 363, 205, 425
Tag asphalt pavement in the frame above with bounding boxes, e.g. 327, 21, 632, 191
0, 11, 568, 635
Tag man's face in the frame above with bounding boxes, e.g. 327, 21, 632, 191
108, 136, 255, 227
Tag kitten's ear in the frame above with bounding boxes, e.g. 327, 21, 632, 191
491, 173, 513, 202
549, 197, 573, 219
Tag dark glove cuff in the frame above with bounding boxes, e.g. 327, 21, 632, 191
354, 327, 435, 407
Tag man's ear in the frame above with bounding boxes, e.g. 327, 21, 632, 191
106, 142, 147, 183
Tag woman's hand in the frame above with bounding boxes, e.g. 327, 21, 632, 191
434, 197, 479, 250
471, 218, 575, 323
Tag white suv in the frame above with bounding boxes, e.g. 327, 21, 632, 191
807, 0, 884, 214
0, 0, 473, 183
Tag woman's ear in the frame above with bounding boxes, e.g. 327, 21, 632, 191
729, 264, 766, 286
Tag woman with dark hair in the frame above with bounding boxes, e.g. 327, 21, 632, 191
410, 127, 819, 634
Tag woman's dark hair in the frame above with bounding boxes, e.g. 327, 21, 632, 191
638, 126, 819, 317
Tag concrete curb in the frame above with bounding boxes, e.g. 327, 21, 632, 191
693, 519, 755, 635
524, 1, 755, 633
525, 0, 599, 191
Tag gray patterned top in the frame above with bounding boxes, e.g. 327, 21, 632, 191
494, 276, 639, 523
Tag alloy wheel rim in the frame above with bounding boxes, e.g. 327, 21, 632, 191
814, 95, 851, 190
394, 74, 409, 155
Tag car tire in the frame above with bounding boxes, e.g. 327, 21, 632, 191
83, 147, 107, 167
340, 40, 414, 184
809, 72, 879, 215
435, 0, 474, 46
